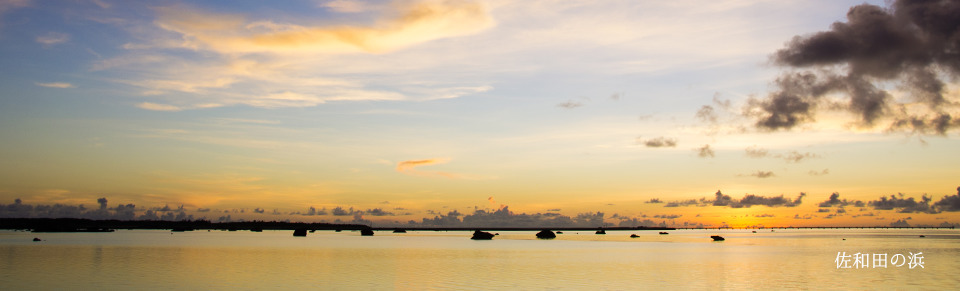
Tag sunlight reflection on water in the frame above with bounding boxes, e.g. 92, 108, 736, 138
1, 229, 958, 289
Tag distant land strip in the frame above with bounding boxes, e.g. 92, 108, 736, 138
0, 218, 954, 232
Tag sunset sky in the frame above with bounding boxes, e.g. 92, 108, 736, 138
1, 0, 959, 228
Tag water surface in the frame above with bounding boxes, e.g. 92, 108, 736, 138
2, 229, 956, 289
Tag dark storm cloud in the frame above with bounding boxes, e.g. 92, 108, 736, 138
747, 0, 960, 135
664, 190, 804, 208
640, 137, 677, 148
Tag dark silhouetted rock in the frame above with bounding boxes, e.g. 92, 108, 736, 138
293, 228, 308, 237
536, 230, 556, 239
360, 229, 374, 236
556, 231, 563, 234
33, 237, 42, 242
711, 235, 725, 241
471, 230, 494, 240
659, 232, 669, 235
630, 234, 639, 238
393, 229, 407, 233
595, 229, 606, 234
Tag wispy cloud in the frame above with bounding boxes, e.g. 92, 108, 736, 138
36, 32, 69, 46
557, 100, 583, 109
136, 102, 182, 112
153, 0, 493, 54
317, 0, 376, 13
808, 168, 830, 176
748, 170, 775, 178
396, 158, 463, 179
96, 1, 496, 111
35, 82, 74, 88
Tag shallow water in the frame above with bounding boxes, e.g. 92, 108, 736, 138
1, 229, 956, 290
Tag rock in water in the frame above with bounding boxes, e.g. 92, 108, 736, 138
293, 228, 308, 237
33, 237, 42, 242
536, 230, 556, 239
711, 235, 725, 241
595, 229, 606, 234
471, 230, 495, 240
360, 229, 374, 236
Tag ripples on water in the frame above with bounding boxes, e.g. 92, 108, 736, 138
1, 229, 957, 290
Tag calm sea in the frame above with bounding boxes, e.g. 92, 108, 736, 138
1, 229, 957, 290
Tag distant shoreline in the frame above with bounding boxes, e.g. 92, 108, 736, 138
1, 218, 954, 232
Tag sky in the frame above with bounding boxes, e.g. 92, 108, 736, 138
1, 0, 959, 228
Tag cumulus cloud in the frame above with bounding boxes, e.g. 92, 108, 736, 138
747, 170, 775, 178
35, 82, 75, 88
818, 192, 864, 208
933, 187, 960, 211
403, 207, 611, 228
644, 198, 663, 204
665, 190, 804, 208
776, 151, 819, 163
744, 146, 768, 158
695, 144, 715, 158
364, 208, 395, 216
746, 0, 960, 135
695, 105, 718, 124
653, 214, 682, 219
890, 219, 911, 227
868, 193, 937, 214
639, 137, 677, 148
0, 198, 197, 221
744, 146, 819, 163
